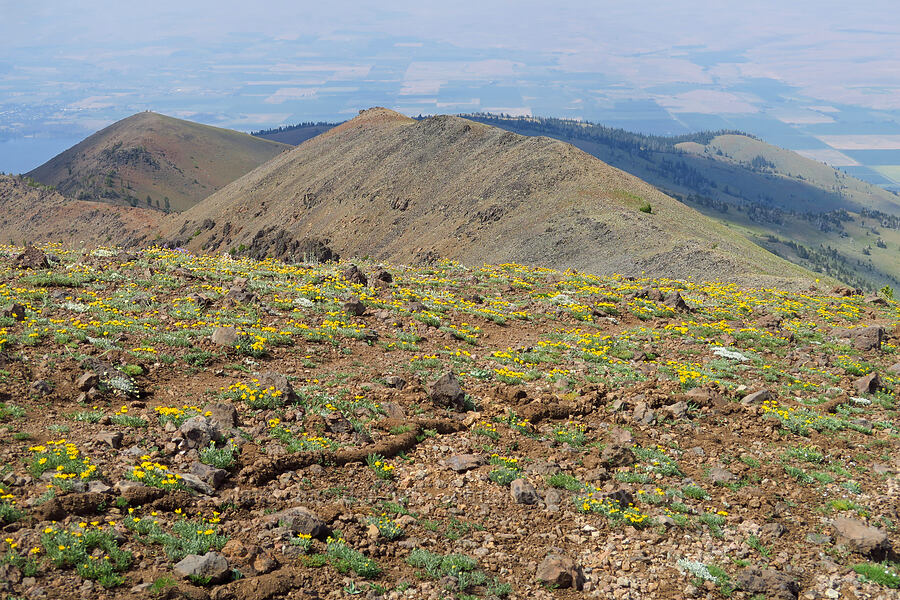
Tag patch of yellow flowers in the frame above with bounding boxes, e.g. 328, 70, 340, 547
126, 457, 183, 489
222, 379, 285, 409
28, 440, 99, 482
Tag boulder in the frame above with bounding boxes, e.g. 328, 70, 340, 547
220, 540, 275, 576
708, 466, 736, 485
76, 372, 99, 392
343, 296, 366, 316
664, 292, 690, 312
832, 517, 891, 557
324, 411, 353, 434
600, 444, 635, 469
852, 372, 883, 395
371, 266, 394, 287
741, 389, 771, 405
535, 554, 585, 590
222, 286, 255, 306
863, 293, 889, 306
342, 264, 367, 286
253, 371, 298, 403
637, 288, 665, 302
179, 416, 220, 449
429, 372, 466, 411
832, 286, 857, 296
95, 431, 123, 449
205, 402, 238, 432
660, 400, 688, 420
210, 327, 239, 346
185, 293, 212, 310
510, 479, 539, 505
113, 481, 164, 505
735, 567, 799, 600
178, 473, 215, 496
265, 507, 329, 539
832, 326, 883, 351
445, 454, 484, 472
190, 462, 229, 488
14, 246, 49, 269
632, 401, 655, 425
87, 481, 111, 494
173, 552, 230, 583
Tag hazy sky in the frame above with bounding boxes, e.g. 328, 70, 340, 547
3, 1, 895, 47
2, 1, 900, 173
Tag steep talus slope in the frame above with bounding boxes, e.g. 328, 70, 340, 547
0, 175, 161, 246
26, 112, 290, 212
165, 108, 815, 286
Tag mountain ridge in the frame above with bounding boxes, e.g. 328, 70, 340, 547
249, 114, 900, 287
26, 112, 290, 213
462, 114, 900, 288
164, 108, 817, 287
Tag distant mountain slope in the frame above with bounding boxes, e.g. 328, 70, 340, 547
163, 108, 816, 286
463, 114, 900, 289
27, 112, 290, 213
0, 175, 161, 246
678, 133, 900, 213
252, 122, 339, 145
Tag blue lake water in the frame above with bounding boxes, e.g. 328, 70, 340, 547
0, 138, 81, 175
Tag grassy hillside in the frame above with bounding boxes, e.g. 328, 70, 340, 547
165, 108, 817, 287
0, 175, 161, 246
699, 134, 900, 212
27, 112, 290, 213
463, 115, 900, 290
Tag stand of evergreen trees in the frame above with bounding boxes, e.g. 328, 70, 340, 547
250, 122, 339, 137
463, 113, 753, 154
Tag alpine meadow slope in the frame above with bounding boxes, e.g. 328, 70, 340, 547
165, 108, 816, 286
26, 112, 291, 213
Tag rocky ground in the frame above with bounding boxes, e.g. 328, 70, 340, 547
0, 244, 898, 600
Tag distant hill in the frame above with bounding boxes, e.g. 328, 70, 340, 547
0, 175, 162, 246
252, 122, 340, 145
27, 112, 290, 213
162, 108, 815, 287
462, 114, 900, 289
